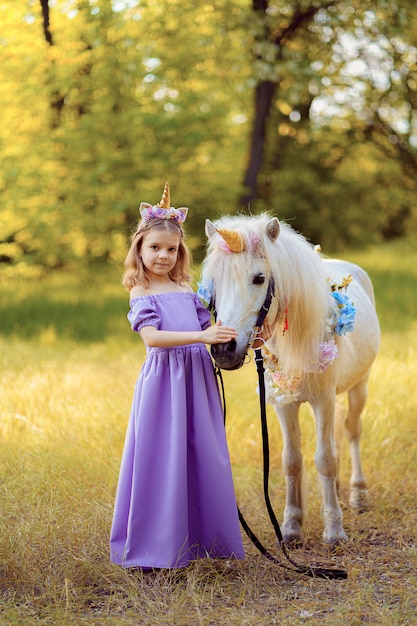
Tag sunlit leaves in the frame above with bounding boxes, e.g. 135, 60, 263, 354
1, 0, 417, 273
244, 0, 417, 250
0, 0, 250, 271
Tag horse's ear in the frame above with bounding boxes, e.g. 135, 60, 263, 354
266, 217, 280, 242
205, 219, 217, 240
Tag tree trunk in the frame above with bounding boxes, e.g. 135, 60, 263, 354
240, 0, 274, 207
241, 80, 277, 207
240, 0, 336, 208
39, 0, 53, 45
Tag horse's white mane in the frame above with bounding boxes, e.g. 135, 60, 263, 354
202, 213, 335, 375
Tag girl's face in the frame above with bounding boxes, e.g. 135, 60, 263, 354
140, 228, 181, 281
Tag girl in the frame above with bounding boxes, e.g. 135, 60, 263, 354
110, 183, 269, 570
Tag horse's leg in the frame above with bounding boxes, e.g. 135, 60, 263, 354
333, 397, 346, 494
345, 376, 369, 511
311, 392, 348, 544
275, 403, 304, 543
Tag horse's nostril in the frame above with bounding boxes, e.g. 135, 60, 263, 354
211, 339, 237, 359
226, 339, 237, 353
211, 339, 245, 370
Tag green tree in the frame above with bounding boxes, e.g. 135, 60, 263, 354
241, 0, 417, 249
1, 0, 417, 274
0, 0, 250, 272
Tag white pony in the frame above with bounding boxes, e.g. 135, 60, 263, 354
200, 214, 380, 545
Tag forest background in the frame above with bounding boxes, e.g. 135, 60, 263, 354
2, 0, 417, 275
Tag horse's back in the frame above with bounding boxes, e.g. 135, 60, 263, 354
323, 258, 376, 306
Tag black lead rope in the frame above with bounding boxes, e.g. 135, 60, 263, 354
215, 351, 348, 580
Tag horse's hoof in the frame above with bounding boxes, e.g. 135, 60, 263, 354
322, 526, 348, 545
349, 488, 368, 512
281, 522, 303, 545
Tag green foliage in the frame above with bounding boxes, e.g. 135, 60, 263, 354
1, 1, 417, 272
245, 0, 417, 248
0, 0, 250, 271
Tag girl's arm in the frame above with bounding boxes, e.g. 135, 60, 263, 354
140, 320, 238, 348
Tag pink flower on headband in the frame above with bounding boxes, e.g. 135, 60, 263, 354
139, 202, 188, 224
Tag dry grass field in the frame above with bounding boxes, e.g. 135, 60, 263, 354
0, 239, 416, 625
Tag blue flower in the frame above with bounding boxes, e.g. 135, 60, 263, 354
332, 291, 356, 335
197, 280, 214, 307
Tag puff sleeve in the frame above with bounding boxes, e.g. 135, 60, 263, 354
194, 294, 212, 330
127, 297, 160, 333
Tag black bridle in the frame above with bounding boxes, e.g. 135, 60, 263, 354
213, 276, 348, 580
254, 275, 275, 330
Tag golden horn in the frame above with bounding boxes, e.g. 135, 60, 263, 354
157, 181, 170, 209
217, 228, 246, 253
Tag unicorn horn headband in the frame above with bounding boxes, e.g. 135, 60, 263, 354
205, 219, 278, 254
216, 228, 245, 253
139, 182, 189, 224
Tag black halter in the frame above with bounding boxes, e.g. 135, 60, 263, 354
254, 275, 275, 330
213, 274, 348, 580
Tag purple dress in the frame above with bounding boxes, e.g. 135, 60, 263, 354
110, 292, 244, 569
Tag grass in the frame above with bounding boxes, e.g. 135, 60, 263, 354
1, 240, 417, 625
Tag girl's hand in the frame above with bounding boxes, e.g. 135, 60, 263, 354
202, 320, 237, 345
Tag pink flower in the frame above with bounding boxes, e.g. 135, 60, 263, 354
316, 339, 339, 372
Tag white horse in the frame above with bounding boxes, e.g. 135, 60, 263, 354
200, 214, 380, 545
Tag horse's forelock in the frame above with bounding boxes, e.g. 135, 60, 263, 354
203, 242, 253, 299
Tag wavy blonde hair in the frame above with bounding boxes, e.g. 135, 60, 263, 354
122, 218, 192, 292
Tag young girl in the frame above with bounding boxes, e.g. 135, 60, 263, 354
110, 183, 257, 570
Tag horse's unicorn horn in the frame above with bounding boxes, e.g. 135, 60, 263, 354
217, 228, 246, 253
157, 181, 170, 209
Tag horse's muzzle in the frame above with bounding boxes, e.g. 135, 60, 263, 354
211, 340, 246, 370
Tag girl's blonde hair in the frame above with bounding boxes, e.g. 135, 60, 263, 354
122, 218, 192, 291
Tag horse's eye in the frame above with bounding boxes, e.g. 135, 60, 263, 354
252, 273, 266, 285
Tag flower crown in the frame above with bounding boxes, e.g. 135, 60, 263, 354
139, 182, 188, 224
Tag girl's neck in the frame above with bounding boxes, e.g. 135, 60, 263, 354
137, 275, 188, 296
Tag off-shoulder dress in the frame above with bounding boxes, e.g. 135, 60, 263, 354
110, 291, 244, 569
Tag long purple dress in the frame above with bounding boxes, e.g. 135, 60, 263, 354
110, 291, 244, 569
